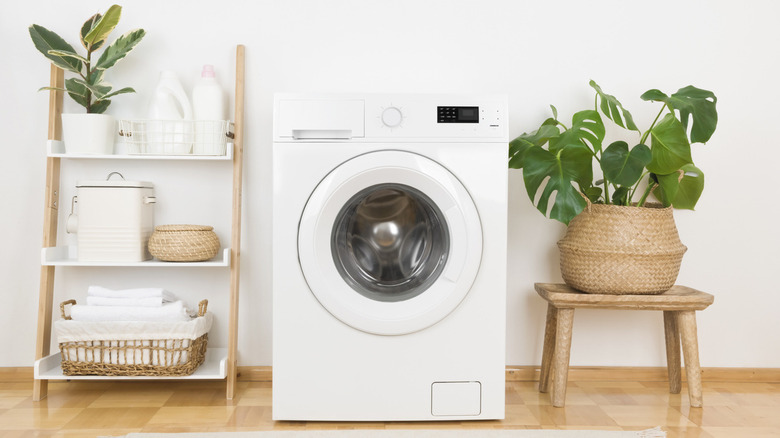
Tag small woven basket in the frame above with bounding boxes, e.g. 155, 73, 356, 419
148, 224, 220, 262
557, 202, 687, 295
58, 299, 210, 377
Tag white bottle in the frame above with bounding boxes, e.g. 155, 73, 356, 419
192, 65, 226, 155
147, 71, 193, 154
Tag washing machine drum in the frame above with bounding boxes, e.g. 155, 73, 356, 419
298, 150, 483, 335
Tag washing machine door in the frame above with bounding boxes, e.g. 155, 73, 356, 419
298, 150, 482, 335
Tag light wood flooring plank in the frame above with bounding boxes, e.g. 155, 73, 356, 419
0, 378, 777, 435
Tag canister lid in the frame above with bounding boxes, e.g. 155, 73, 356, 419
76, 171, 153, 189
76, 180, 154, 188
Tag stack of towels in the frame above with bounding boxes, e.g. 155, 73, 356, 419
69, 286, 195, 322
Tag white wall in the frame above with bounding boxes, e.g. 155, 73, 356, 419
2, 0, 779, 368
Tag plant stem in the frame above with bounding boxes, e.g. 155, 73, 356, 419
82, 44, 95, 113
628, 171, 650, 201
603, 180, 611, 204
639, 104, 667, 145
636, 182, 657, 207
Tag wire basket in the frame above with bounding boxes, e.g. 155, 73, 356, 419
118, 120, 234, 156
56, 299, 211, 376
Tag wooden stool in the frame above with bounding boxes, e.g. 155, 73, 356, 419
535, 283, 714, 408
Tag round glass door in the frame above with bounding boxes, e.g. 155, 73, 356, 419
298, 150, 482, 335
332, 183, 450, 303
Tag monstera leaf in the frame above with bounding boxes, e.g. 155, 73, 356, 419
641, 86, 718, 144
590, 80, 640, 131
652, 164, 705, 209
601, 141, 651, 187
522, 143, 593, 224
549, 110, 605, 153
508, 124, 560, 169
648, 114, 692, 175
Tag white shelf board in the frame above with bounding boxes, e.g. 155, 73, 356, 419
34, 348, 227, 380
42, 246, 230, 267
47, 140, 233, 161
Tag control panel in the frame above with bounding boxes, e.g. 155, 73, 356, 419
437, 106, 479, 124
274, 94, 507, 141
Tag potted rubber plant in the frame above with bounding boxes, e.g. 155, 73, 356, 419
29, 4, 145, 154
509, 81, 717, 294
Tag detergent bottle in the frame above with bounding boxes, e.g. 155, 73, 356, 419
192, 65, 227, 155
147, 71, 193, 154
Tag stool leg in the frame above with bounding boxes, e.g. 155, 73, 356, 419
678, 310, 703, 407
551, 308, 574, 407
539, 304, 558, 393
663, 310, 682, 394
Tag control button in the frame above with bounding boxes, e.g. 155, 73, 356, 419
382, 107, 403, 128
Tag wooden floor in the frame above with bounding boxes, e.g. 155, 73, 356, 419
0, 379, 778, 437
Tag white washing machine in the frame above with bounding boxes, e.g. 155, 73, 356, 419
272, 94, 507, 421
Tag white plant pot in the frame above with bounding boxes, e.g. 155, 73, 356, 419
61, 113, 117, 155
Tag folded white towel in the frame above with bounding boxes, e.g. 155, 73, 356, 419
87, 286, 175, 301
85, 296, 172, 307
69, 300, 193, 322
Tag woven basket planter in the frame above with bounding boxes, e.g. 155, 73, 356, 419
557, 202, 687, 295
148, 224, 220, 262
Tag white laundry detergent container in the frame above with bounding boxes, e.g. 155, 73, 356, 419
67, 172, 156, 262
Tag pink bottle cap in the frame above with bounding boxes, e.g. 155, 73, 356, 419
201, 64, 215, 78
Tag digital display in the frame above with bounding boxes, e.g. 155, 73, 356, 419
438, 106, 479, 123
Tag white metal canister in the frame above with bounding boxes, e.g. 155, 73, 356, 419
69, 172, 156, 262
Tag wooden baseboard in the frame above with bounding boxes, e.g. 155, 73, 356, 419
4, 366, 778, 383
234, 366, 780, 384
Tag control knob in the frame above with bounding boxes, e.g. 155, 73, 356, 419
381, 106, 403, 128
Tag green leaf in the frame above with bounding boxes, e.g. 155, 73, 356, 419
94, 28, 146, 70
601, 141, 651, 187
550, 104, 558, 120
522, 143, 592, 225
611, 186, 630, 205
28, 24, 82, 74
88, 68, 105, 85
651, 172, 681, 207
47, 49, 88, 64
80, 13, 105, 52
648, 114, 692, 174
509, 125, 559, 169
654, 164, 705, 209
640, 89, 668, 102
90, 99, 111, 114
550, 109, 605, 154
582, 185, 603, 203
71, 78, 111, 99
669, 86, 718, 144
642, 86, 718, 144
83, 5, 121, 49
100, 86, 135, 100
63, 78, 89, 109
589, 80, 639, 131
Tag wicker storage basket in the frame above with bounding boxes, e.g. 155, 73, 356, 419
557, 202, 687, 295
148, 224, 220, 262
56, 299, 211, 376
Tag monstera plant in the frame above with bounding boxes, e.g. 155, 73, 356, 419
508, 80, 718, 225
29, 4, 145, 114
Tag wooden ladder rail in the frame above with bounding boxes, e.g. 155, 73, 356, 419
33, 65, 64, 401
227, 44, 245, 399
